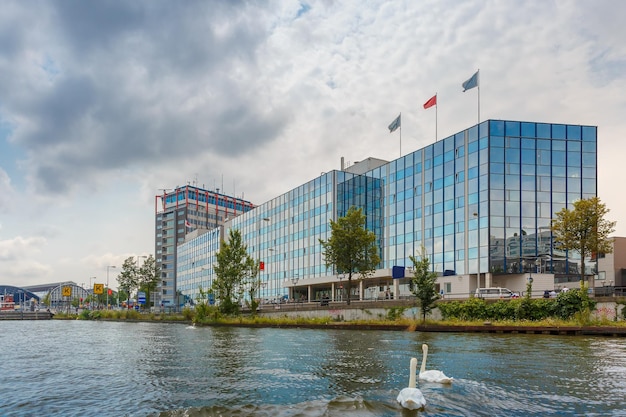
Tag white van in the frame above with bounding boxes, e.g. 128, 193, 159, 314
474, 287, 513, 299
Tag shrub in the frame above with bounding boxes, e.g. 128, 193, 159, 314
182, 307, 194, 321
554, 288, 596, 320
386, 307, 406, 321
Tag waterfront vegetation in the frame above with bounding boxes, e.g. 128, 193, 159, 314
54, 288, 626, 329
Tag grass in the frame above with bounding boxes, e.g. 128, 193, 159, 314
54, 309, 626, 329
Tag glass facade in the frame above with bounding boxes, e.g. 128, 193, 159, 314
374, 120, 596, 281
176, 120, 597, 302
155, 185, 255, 306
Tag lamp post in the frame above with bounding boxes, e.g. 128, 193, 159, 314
106, 265, 116, 309
88, 276, 96, 309
135, 255, 148, 310
267, 248, 275, 299
260, 281, 267, 306
522, 259, 540, 297
337, 273, 345, 302
291, 275, 299, 302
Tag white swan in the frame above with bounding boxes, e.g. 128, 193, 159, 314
397, 357, 426, 410
419, 343, 453, 384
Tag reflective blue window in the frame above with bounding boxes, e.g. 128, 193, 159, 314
552, 151, 566, 166
505, 121, 520, 136
479, 137, 488, 150
582, 153, 595, 167
491, 163, 504, 174
537, 123, 551, 138
505, 149, 520, 163
567, 152, 581, 167
521, 149, 536, 164
521, 122, 535, 137
490, 148, 504, 163
567, 125, 581, 140
567, 141, 581, 152
582, 126, 596, 142
582, 178, 596, 194
491, 136, 504, 147
552, 124, 566, 139
553, 166, 566, 177
521, 138, 535, 149
582, 142, 595, 152
490, 120, 505, 136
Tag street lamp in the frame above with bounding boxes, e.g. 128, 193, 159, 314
135, 255, 148, 310
522, 259, 540, 297
106, 265, 116, 309
337, 273, 345, 301
291, 275, 299, 301
88, 277, 96, 309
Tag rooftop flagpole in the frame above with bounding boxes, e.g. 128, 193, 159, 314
399, 112, 402, 157
388, 113, 402, 157
423, 93, 437, 141
462, 69, 480, 125
477, 69, 480, 124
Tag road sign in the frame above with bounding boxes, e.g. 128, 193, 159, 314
137, 291, 146, 305
62, 286, 72, 297
93, 284, 104, 294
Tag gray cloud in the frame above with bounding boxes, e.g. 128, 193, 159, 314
2, 0, 288, 195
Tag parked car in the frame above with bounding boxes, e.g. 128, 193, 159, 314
474, 287, 514, 299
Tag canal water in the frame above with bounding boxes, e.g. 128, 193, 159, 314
1, 321, 625, 417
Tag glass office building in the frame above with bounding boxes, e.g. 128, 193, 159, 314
155, 185, 255, 307
176, 119, 597, 304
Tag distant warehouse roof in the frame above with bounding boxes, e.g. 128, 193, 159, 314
0, 285, 40, 301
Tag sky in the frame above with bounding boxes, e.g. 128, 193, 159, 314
1, 0, 626, 290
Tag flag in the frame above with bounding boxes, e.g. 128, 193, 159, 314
185, 220, 192, 228
462, 70, 479, 91
259, 261, 265, 271
388, 114, 401, 132
423, 94, 437, 109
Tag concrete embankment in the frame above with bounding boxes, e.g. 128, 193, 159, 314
0, 310, 54, 320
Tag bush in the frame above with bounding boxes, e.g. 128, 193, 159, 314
386, 307, 406, 321
182, 307, 194, 321
553, 288, 596, 320
438, 296, 580, 322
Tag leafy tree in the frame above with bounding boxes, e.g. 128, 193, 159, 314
117, 257, 140, 308
551, 197, 616, 287
137, 255, 160, 310
409, 247, 440, 322
319, 206, 380, 305
212, 229, 257, 315
42, 292, 50, 307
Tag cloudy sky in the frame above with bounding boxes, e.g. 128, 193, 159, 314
1, 0, 625, 290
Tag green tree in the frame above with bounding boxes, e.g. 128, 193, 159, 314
212, 229, 257, 316
117, 257, 140, 308
319, 206, 380, 305
409, 247, 440, 322
551, 197, 616, 287
137, 255, 160, 310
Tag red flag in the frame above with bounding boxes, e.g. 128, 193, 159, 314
423, 94, 437, 109
260, 261, 265, 271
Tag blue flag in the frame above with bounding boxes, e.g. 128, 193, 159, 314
462, 70, 479, 92
388, 114, 401, 132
